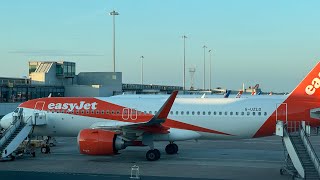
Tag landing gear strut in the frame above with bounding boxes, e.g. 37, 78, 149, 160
165, 143, 178, 154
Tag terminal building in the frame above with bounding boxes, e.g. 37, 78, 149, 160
0, 61, 182, 118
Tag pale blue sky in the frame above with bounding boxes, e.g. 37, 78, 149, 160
0, 1, 319, 92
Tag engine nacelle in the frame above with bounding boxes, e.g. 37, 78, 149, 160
77, 129, 126, 155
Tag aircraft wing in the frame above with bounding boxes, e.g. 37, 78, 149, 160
92, 91, 178, 139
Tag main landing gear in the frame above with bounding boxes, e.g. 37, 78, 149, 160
146, 149, 161, 161
165, 142, 178, 154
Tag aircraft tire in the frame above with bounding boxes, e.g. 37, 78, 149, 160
146, 149, 160, 161
173, 143, 178, 153
41, 147, 47, 154
41, 146, 50, 154
165, 143, 178, 154
154, 149, 160, 160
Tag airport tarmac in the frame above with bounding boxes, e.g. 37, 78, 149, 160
1, 136, 320, 180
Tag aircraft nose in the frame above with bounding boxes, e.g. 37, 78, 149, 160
0, 113, 13, 130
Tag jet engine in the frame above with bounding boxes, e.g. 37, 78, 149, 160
77, 129, 126, 155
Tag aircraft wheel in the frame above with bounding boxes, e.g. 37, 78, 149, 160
41, 145, 50, 154
173, 143, 178, 153
146, 149, 160, 161
165, 143, 178, 154
154, 149, 160, 159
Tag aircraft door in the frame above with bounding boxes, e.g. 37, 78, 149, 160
34, 101, 45, 112
130, 109, 137, 120
33, 101, 46, 125
276, 103, 287, 123
122, 108, 130, 120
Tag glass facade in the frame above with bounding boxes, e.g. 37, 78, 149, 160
29, 62, 40, 74
56, 62, 75, 78
0, 85, 64, 103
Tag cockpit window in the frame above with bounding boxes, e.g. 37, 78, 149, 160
14, 108, 19, 113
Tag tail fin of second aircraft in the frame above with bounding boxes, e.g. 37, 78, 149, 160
235, 90, 243, 98
224, 90, 231, 98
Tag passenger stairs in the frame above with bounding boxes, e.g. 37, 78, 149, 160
0, 112, 33, 160
276, 121, 320, 179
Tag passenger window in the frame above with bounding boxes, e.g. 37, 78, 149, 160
81, 110, 84, 114
106, 110, 109, 114
186, 111, 189, 115
252, 112, 255, 116
96, 110, 99, 114
236, 112, 239, 115
225, 112, 227, 115
76, 110, 79, 114
101, 110, 105, 114
258, 112, 261, 116
208, 111, 211, 115
154, 111, 157, 114
203, 111, 206, 115
91, 110, 94, 114
247, 112, 250, 116
144, 111, 147, 114
112, 110, 115, 114
241, 112, 244, 116
264, 112, 267, 116
117, 111, 120, 114
181, 111, 184, 115
170, 111, 173, 115
176, 111, 179, 115
149, 111, 152, 114
192, 111, 195, 115
230, 112, 233, 115
219, 112, 222, 115
214, 111, 217, 115
197, 111, 200, 115
86, 110, 89, 114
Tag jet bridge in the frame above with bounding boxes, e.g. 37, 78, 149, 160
276, 121, 320, 179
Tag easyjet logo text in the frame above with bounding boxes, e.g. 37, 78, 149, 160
47, 101, 98, 111
305, 74, 320, 95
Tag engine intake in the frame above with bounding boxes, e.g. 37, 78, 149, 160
77, 129, 126, 155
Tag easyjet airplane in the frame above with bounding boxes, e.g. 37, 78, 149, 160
1, 62, 320, 161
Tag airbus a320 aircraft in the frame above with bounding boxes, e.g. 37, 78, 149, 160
1, 62, 320, 161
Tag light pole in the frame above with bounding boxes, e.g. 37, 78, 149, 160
109, 10, 119, 73
182, 35, 187, 92
140, 56, 144, 86
208, 49, 212, 90
203, 45, 207, 90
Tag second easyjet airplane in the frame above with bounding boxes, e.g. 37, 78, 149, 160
1, 62, 320, 161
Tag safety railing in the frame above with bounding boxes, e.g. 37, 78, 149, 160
300, 126, 320, 178
0, 115, 23, 147
283, 126, 305, 178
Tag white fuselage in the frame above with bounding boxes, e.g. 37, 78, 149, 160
13, 96, 286, 140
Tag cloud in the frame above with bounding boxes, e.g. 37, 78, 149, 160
8, 50, 104, 57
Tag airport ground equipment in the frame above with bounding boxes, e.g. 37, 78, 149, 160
130, 165, 140, 179
0, 109, 45, 160
276, 121, 320, 179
